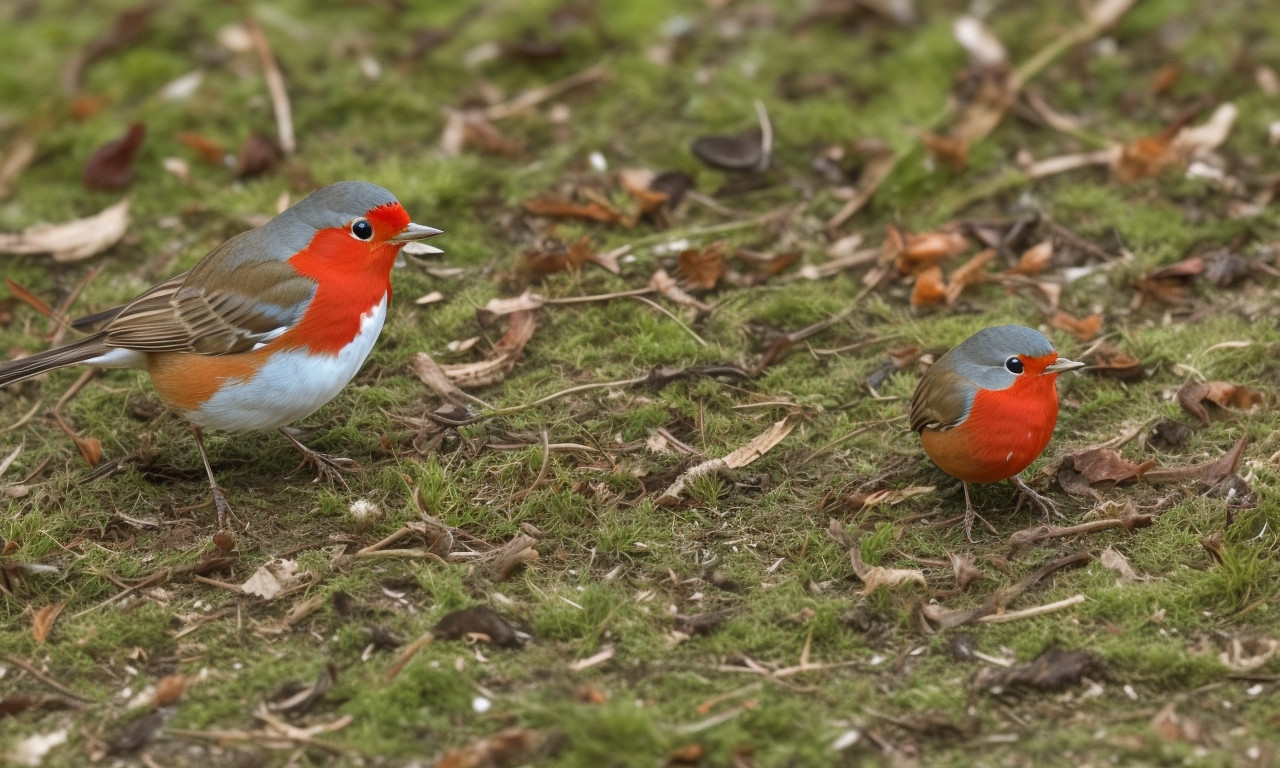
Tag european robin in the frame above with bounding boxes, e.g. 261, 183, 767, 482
909, 325, 1084, 541
0, 181, 442, 527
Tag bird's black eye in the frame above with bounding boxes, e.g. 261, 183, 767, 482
350, 219, 373, 241
1005, 356, 1024, 374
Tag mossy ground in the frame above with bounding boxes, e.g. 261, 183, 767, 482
2, 1, 1279, 766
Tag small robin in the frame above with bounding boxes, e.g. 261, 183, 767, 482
0, 181, 442, 527
909, 325, 1084, 541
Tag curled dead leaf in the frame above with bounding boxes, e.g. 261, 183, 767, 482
0, 198, 130, 262
945, 248, 995, 305
1177, 380, 1263, 425
82, 123, 145, 191
1056, 448, 1154, 495
677, 242, 727, 290
1049, 311, 1102, 342
440, 311, 537, 389
1005, 240, 1054, 276
524, 193, 621, 224
29, 601, 66, 644
910, 265, 946, 307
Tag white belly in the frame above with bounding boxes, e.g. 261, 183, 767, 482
187, 297, 387, 431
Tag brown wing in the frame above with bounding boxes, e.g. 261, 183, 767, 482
101, 241, 318, 355
908, 362, 975, 434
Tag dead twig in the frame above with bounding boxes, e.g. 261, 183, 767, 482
6, 654, 96, 702
243, 11, 295, 154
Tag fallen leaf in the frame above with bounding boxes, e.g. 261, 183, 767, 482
1144, 436, 1248, 486
691, 128, 763, 170
1056, 448, 1154, 495
409, 353, 467, 404
1084, 344, 1144, 381
435, 728, 547, 768
434, 606, 521, 648
30, 601, 66, 644
82, 123, 145, 191
945, 248, 995, 305
440, 311, 537, 389
974, 648, 1101, 693
650, 269, 712, 313
910, 265, 946, 307
524, 236, 616, 275
1112, 133, 1179, 183
1005, 240, 1054, 276
1099, 546, 1139, 585
1049, 311, 1102, 342
951, 554, 986, 590
667, 743, 705, 765
236, 131, 279, 177
176, 131, 225, 165
921, 131, 969, 170
1177, 380, 1263, 425
241, 558, 308, 600
898, 229, 969, 271
524, 194, 621, 224
0, 198, 130, 262
477, 291, 546, 323
267, 664, 336, 714
677, 242, 727, 290
152, 674, 186, 707
657, 419, 794, 505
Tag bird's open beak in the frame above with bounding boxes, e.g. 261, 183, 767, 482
391, 222, 444, 242
1044, 357, 1086, 374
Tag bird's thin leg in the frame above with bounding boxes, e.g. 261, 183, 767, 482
961, 482, 998, 543
278, 427, 357, 487
191, 425, 233, 530
1009, 474, 1062, 520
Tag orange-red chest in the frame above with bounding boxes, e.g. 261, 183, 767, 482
920, 373, 1061, 483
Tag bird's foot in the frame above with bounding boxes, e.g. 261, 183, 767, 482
1009, 475, 1063, 521
211, 485, 234, 531
961, 481, 998, 543
278, 427, 358, 487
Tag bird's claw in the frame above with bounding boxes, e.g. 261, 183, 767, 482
293, 450, 358, 487
1009, 475, 1063, 520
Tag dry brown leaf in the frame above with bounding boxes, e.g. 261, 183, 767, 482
440, 311, 537, 389
0, 198, 129, 262
153, 674, 187, 707
1006, 240, 1054, 276
677, 242, 727, 290
176, 131, 225, 165
1112, 133, 1179, 183
1177, 380, 1263, 425
1099, 546, 1139, 585
435, 728, 546, 768
1143, 436, 1248, 486
236, 131, 280, 178
477, 291, 546, 323
1085, 344, 1144, 381
650, 269, 712, 313
1049, 311, 1102, 342
409, 352, 468, 404
974, 648, 1101, 693
859, 485, 935, 508
74, 435, 102, 467
30, 601, 66, 644
82, 122, 145, 191
921, 131, 969, 171
859, 566, 927, 595
899, 230, 969, 271
524, 194, 622, 224
657, 419, 794, 505
241, 558, 308, 600
1056, 448, 1155, 495
945, 248, 996, 305
910, 265, 946, 307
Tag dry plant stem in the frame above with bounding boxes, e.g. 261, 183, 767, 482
1, 399, 43, 434
485, 64, 607, 121
243, 11, 295, 154
626, 207, 794, 251
800, 417, 904, 466
540, 287, 653, 305
754, 98, 773, 171
384, 631, 435, 682
976, 594, 1086, 624
49, 263, 104, 347
478, 374, 650, 421
1008, 510, 1153, 553
6, 654, 95, 702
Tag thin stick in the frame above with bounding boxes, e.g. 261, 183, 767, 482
976, 594, 1086, 624
754, 99, 773, 171
479, 374, 650, 421
485, 64, 607, 121
243, 11, 295, 154
6, 654, 95, 702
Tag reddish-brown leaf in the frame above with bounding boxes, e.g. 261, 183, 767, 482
945, 248, 995, 305
1006, 240, 1054, 276
1112, 133, 1179, 183
30, 601, 67, 644
910, 265, 946, 307
1049, 311, 1102, 342
177, 131, 225, 165
677, 242, 727, 290
153, 674, 187, 706
899, 230, 969, 272
236, 131, 280, 177
1177, 380, 1264, 425
921, 131, 969, 171
1086, 344, 1144, 381
70, 94, 108, 121
82, 122, 146, 191
523, 194, 621, 224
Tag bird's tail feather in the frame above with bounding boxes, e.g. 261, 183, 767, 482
0, 335, 114, 387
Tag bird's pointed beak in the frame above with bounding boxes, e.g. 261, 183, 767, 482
391, 222, 444, 243
1044, 357, 1086, 374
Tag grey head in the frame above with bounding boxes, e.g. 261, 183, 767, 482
249, 181, 403, 261
943, 324, 1056, 392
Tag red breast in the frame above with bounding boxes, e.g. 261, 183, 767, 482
909, 325, 1083, 484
